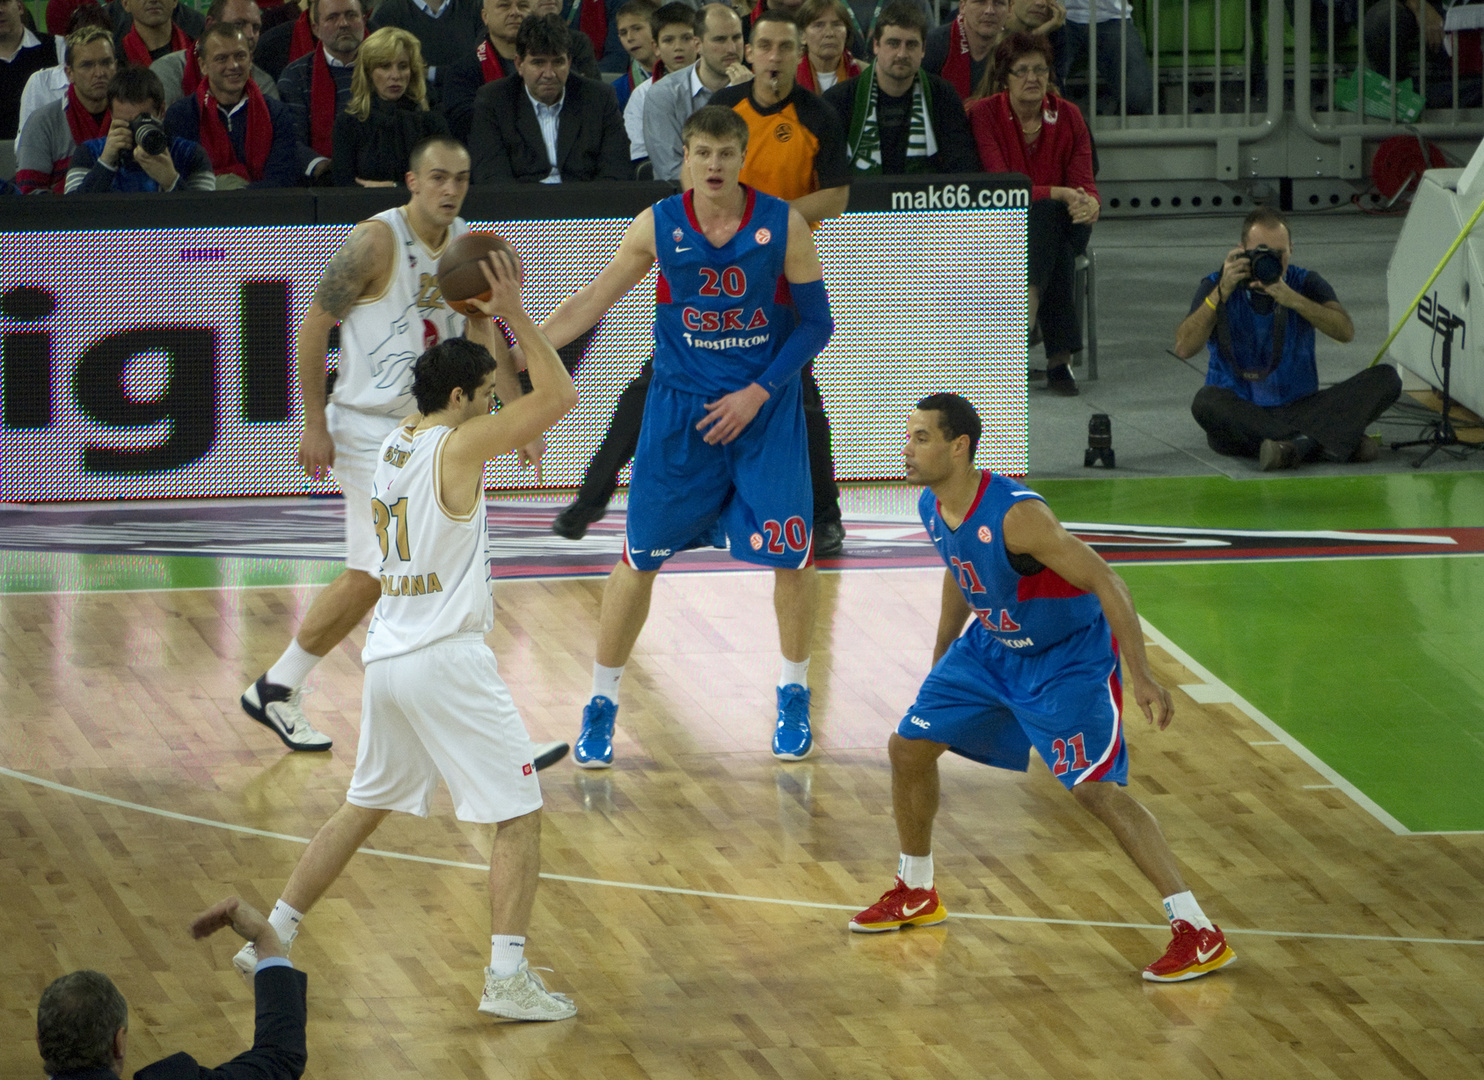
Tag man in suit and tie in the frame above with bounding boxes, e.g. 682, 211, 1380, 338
35, 896, 308, 1080
469, 11, 631, 182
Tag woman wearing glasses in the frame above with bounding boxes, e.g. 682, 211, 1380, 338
967, 32, 1096, 397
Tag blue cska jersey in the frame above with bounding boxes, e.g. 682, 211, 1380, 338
652, 186, 794, 399
921, 472, 1106, 657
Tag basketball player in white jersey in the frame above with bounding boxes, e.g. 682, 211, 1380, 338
239, 134, 548, 755
233, 253, 582, 1020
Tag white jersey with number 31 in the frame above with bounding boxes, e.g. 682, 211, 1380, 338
362, 424, 493, 664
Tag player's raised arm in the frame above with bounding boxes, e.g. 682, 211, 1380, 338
446, 255, 579, 470
1001, 499, 1174, 729
541, 209, 660, 349
932, 567, 974, 667
296, 220, 395, 479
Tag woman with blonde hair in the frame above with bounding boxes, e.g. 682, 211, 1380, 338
332, 26, 449, 187
795, 0, 861, 93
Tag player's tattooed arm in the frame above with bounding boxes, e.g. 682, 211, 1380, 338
312, 221, 392, 318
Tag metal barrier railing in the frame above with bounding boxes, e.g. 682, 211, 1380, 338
1075, 0, 1287, 151
1292, 0, 1484, 142
1061, 0, 1483, 157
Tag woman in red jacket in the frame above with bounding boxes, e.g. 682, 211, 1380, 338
968, 31, 1097, 396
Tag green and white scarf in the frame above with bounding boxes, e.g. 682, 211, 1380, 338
846, 65, 939, 174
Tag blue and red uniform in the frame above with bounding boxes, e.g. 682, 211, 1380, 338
898, 471, 1128, 789
623, 186, 814, 572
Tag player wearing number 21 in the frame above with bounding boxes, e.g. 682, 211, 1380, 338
849, 393, 1237, 984
231, 254, 584, 1022
540, 104, 836, 768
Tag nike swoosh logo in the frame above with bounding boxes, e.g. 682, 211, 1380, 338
1196, 942, 1223, 964
675, 246, 692, 252
902, 899, 931, 917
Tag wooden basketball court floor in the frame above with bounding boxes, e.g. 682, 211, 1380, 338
4, 483, 1484, 1080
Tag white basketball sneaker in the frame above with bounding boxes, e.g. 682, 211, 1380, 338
478, 960, 577, 1021
241, 675, 332, 751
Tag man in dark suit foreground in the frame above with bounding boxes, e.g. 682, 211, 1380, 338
36, 897, 308, 1080
469, 11, 631, 182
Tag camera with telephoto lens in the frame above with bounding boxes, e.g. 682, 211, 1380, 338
129, 115, 169, 158
1241, 245, 1283, 286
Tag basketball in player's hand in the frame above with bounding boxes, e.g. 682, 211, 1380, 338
437, 232, 521, 315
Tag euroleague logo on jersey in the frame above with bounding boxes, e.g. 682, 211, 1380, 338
773, 122, 795, 143
750, 532, 764, 550
978, 525, 992, 543
754, 227, 772, 245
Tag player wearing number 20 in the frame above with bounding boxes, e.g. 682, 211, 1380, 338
850, 393, 1236, 984
541, 104, 835, 766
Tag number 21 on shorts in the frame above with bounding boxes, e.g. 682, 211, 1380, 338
1050, 733, 1092, 776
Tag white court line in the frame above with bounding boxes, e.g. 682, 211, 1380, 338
2, 765, 1479, 949
1141, 619, 1415, 837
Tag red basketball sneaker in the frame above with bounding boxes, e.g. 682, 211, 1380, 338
1142, 920, 1236, 982
849, 877, 947, 933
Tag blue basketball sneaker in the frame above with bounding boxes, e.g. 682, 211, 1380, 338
772, 684, 813, 760
575, 696, 617, 769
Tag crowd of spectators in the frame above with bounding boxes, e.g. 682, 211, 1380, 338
3, 0, 1150, 193
4, 0, 1127, 388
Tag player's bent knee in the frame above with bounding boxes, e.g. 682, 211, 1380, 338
889, 731, 949, 765
1071, 779, 1124, 813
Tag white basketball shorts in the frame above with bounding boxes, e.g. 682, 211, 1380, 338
346, 634, 543, 824
326, 404, 401, 574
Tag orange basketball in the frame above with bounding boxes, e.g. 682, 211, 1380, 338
437, 231, 520, 315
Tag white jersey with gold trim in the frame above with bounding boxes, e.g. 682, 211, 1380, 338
362, 424, 493, 663
332, 206, 469, 418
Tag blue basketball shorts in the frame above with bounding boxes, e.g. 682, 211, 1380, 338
896, 622, 1128, 789
623, 377, 814, 572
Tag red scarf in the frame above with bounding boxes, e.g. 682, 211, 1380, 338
64, 83, 110, 145
121, 22, 190, 67
651, 58, 666, 81
476, 37, 508, 82
196, 78, 273, 181
289, 10, 315, 64
567, 0, 606, 61
181, 45, 205, 95
795, 49, 860, 93
940, 15, 973, 100
309, 46, 336, 157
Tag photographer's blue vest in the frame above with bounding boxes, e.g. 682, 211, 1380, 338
1203, 265, 1320, 407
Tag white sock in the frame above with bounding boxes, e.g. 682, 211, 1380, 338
268, 900, 304, 946
266, 639, 321, 690
591, 663, 624, 703
1162, 891, 1214, 931
490, 934, 526, 977
897, 852, 933, 890
778, 656, 810, 690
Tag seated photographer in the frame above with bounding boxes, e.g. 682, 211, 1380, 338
35, 896, 308, 1080
66, 65, 216, 190
1173, 207, 1402, 471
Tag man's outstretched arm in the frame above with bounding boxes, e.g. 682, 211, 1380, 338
541, 209, 659, 349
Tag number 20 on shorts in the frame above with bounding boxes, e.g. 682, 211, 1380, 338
760, 516, 809, 554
